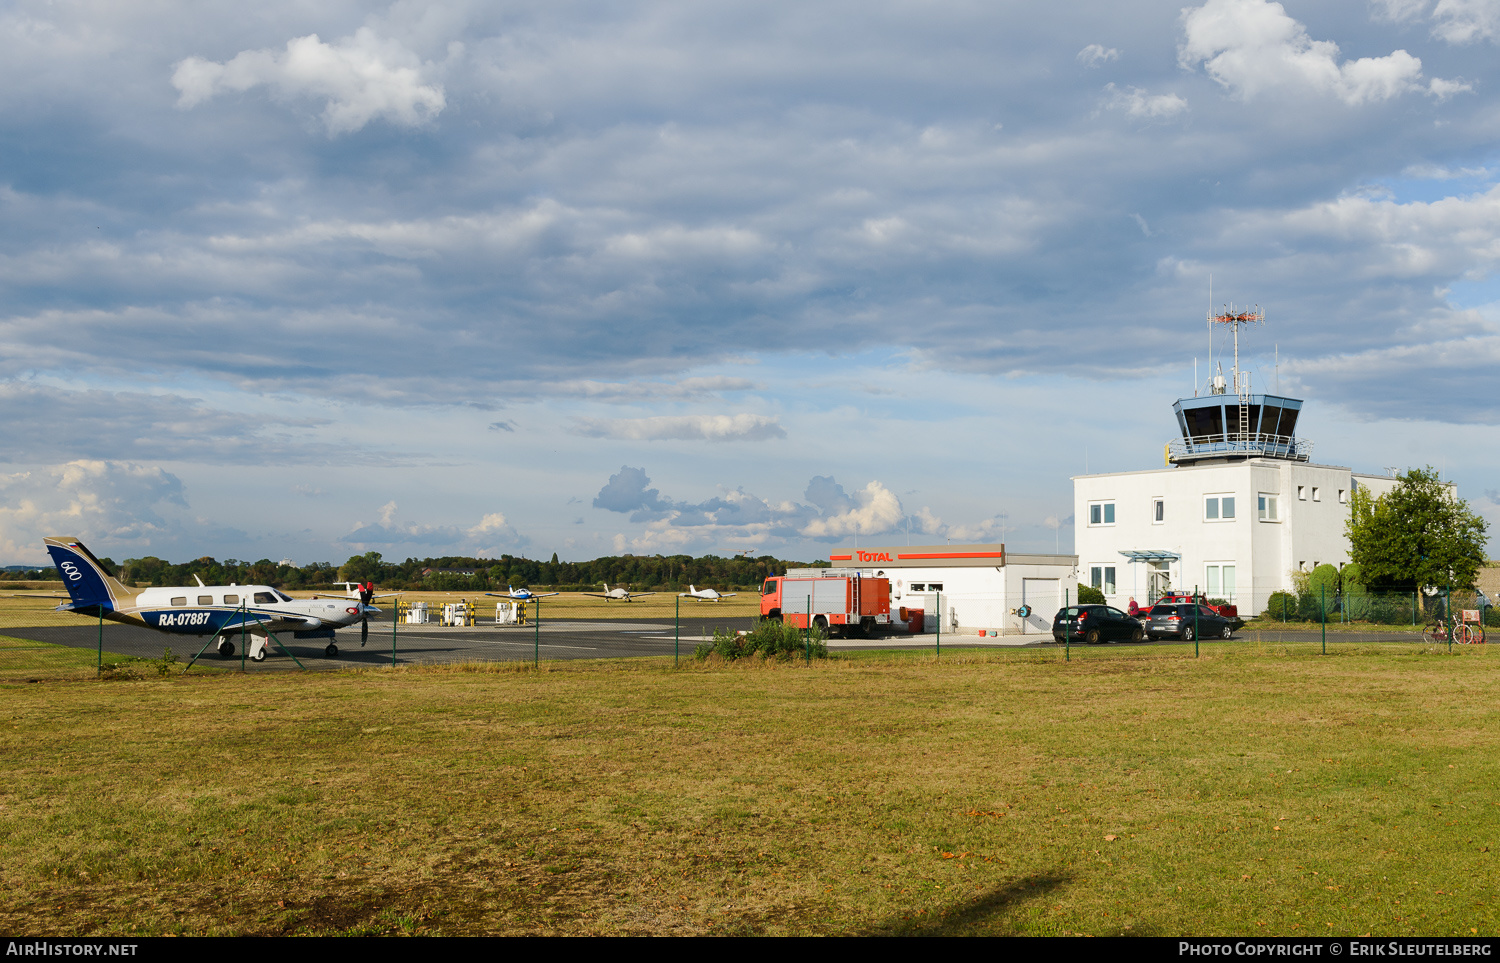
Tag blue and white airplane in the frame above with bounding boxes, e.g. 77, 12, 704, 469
42, 536, 382, 661
484, 584, 560, 603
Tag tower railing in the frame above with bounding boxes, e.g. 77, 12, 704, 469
1168, 432, 1312, 462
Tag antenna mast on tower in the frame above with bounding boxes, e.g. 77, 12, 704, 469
1209, 303, 1264, 443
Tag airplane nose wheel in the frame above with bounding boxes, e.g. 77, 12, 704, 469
217, 639, 235, 659
325, 643, 339, 658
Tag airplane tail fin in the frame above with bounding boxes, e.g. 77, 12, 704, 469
43, 537, 132, 615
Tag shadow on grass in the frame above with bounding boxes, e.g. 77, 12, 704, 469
854, 871, 1075, 936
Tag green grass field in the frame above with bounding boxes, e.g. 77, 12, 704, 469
1, 640, 1497, 936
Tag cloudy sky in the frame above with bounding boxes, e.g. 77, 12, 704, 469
2, 0, 1499, 567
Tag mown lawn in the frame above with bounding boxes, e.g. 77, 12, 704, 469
1, 642, 1496, 935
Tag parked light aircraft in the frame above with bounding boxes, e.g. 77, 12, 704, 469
41, 536, 382, 661
484, 585, 560, 602
678, 585, 737, 602
584, 582, 655, 602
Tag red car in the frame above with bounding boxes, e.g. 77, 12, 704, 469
1153, 592, 1238, 620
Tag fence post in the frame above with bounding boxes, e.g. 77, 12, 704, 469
936, 590, 941, 660
1447, 586, 1453, 653
805, 597, 811, 664
1321, 583, 1326, 655
1064, 587, 1070, 662
96, 608, 103, 679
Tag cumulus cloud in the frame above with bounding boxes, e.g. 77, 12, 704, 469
172, 28, 446, 134
1373, 0, 1500, 44
591, 466, 917, 543
1077, 44, 1120, 67
1429, 0, 1500, 42
340, 503, 526, 551
800, 481, 904, 537
570, 413, 786, 442
1102, 83, 1188, 119
1179, 0, 1458, 104
0, 460, 189, 563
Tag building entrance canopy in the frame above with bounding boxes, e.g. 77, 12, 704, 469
1118, 550, 1181, 561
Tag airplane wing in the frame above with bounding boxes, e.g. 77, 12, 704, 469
6, 593, 72, 599
581, 593, 613, 599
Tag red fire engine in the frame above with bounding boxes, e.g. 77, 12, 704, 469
760, 569, 891, 637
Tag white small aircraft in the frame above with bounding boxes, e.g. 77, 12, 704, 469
584, 582, 655, 602
678, 584, 737, 602
40, 536, 382, 661
484, 584, 560, 602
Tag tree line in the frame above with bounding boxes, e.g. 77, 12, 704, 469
13, 551, 825, 592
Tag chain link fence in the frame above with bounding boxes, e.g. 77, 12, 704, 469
4, 584, 1493, 681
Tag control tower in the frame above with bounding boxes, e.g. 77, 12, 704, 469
1167, 304, 1311, 465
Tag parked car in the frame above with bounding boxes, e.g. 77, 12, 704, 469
1053, 604, 1146, 644
1145, 603, 1243, 641
1153, 591, 1239, 620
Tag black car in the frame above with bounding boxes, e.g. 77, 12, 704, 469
1053, 604, 1145, 644
1145, 603, 1242, 641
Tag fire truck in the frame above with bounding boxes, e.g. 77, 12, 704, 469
760, 568, 892, 637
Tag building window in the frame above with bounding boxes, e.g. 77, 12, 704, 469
1258, 493, 1279, 522
1205, 495, 1236, 521
1205, 564, 1236, 600
1312, 487, 1321, 502
1297, 486, 1306, 500
1153, 498, 1164, 524
910, 583, 926, 592
1338, 489, 1347, 504
1090, 565, 1117, 595
1089, 501, 1115, 526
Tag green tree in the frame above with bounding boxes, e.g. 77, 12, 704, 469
1346, 467, 1488, 592
338, 551, 385, 584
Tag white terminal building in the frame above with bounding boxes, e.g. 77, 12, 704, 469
1073, 307, 1406, 616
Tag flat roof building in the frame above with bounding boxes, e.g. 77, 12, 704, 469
822, 544, 1078, 639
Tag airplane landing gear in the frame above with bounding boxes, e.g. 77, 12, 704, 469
217, 639, 235, 659
325, 643, 339, 658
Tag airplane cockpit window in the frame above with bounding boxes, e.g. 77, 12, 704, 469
253, 592, 277, 604
274, 590, 293, 602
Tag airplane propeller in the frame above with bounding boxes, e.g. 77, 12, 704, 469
359, 581, 375, 646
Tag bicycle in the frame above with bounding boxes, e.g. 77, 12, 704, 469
1424, 618, 1454, 644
